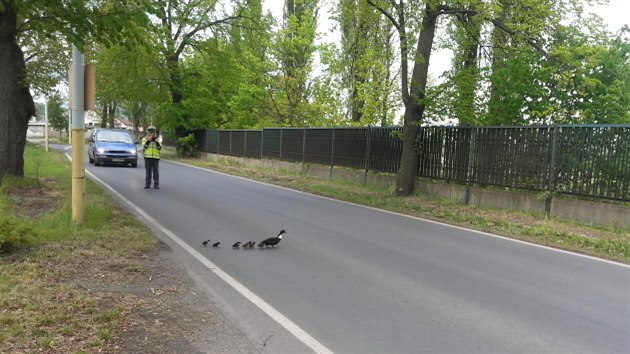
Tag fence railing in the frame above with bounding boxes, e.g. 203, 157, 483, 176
191, 125, 630, 203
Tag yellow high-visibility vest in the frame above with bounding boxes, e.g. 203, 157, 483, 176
142, 137, 161, 159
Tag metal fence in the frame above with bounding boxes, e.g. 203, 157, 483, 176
192, 125, 630, 202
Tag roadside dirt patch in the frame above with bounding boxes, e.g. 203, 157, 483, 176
69, 242, 259, 354
7, 185, 61, 219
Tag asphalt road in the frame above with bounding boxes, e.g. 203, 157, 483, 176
72, 148, 629, 353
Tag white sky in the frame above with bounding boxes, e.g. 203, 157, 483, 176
264, 0, 629, 32
594, 0, 630, 30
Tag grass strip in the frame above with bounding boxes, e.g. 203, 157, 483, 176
0, 144, 156, 353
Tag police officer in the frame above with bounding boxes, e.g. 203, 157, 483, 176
142, 126, 161, 189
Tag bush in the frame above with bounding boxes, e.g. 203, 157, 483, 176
0, 218, 32, 253
177, 133, 199, 157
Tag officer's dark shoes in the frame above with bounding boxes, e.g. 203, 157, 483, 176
144, 185, 150, 189
154, 186, 160, 190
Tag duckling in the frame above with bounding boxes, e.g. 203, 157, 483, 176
249, 241, 256, 248
202, 240, 211, 247
212, 242, 220, 248
232, 241, 241, 249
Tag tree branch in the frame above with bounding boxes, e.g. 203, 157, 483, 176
366, 0, 400, 31
436, 4, 551, 59
24, 52, 39, 62
489, 18, 550, 59
175, 15, 242, 56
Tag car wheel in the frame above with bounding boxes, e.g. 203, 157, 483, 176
131, 161, 137, 168
89, 154, 94, 164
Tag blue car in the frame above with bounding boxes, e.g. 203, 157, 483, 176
88, 129, 138, 167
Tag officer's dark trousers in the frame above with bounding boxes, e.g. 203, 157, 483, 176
145, 158, 159, 187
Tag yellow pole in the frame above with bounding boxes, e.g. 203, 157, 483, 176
71, 128, 85, 222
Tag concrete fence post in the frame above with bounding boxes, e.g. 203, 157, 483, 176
465, 127, 477, 204
260, 129, 264, 159
364, 127, 371, 185
330, 127, 336, 180
302, 127, 306, 164
243, 131, 247, 158
279, 129, 283, 159
545, 125, 560, 216
216, 130, 220, 154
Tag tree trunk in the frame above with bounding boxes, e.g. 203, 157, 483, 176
167, 54, 187, 138
487, 0, 510, 124
395, 4, 438, 196
350, 11, 369, 123
132, 101, 145, 135
108, 101, 116, 127
454, 13, 480, 125
380, 24, 395, 127
350, 82, 364, 122
101, 102, 108, 127
0, 1, 35, 183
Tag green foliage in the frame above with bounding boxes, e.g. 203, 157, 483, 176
334, 0, 399, 126
46, 93, 67, 134
13, 0, 151, 51
20, 31, 70, 96
14, 0, 148, 103
94, 41, 168, 131
424, 0, 630, 126
15, 0, 626, 133
270, 0, 319, 126
176, 133, 198, 157
0, 217, 32, 253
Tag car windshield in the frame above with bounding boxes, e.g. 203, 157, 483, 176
96, 131, 133, 143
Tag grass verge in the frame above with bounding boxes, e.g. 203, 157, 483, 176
165, 150, 629, 264
0, 144, 156, 353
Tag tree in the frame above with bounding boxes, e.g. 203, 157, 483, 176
21, 29, 70, 97
151, 0, 244, 136
0, 0, 149, 183
0, 1, 36, 184
367, 0, 586, 195
94, 40, 168, 133
47, 93, 67, 136
225, 0, 276, 128
368, 0, 441, 195
539, 24, 630, 123
179, 38, 244, 128
335, 0, 398, 125
161, 0, 276, 130
446, 9, 482, 125
269, 0, 319, 127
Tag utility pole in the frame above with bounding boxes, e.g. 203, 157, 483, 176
70, 45, 85, 223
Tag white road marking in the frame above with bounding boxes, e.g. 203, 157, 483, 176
70, 154, 333, 354
168, 159, 630, 269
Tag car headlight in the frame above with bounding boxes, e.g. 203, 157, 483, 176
129, 149, 137, 155
96, 148, 105, 153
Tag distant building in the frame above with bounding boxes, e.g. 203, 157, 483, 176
116, 118, 134, 130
